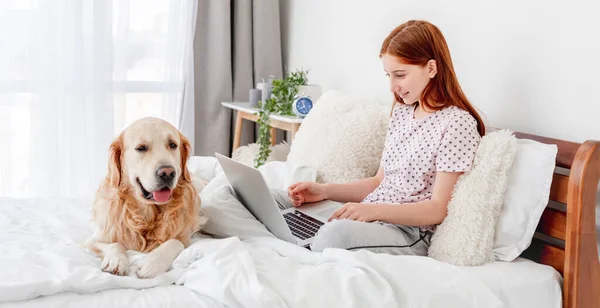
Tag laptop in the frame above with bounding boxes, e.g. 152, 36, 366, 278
215, 153, 342, 248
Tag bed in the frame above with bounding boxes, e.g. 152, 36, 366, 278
508, 131, 600, 308
0, 130, 597, 308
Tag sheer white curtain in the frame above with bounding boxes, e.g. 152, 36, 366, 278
0, 0, 197, 198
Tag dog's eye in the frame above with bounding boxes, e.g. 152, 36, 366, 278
136, 145, 148, 152
169, 143, 178, 149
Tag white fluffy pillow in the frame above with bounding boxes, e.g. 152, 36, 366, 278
492, 139, 558, 261
428, 129, 517, 266
231, 142, 290, 167
286, 91, 389, 184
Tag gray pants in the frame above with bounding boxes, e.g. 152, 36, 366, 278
310, 219, 431, 256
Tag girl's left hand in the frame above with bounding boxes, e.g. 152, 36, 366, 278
328, 203, 381, 222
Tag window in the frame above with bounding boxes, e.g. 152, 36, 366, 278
0, 0, 196, 197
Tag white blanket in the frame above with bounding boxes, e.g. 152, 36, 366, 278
0, 159, 562, 308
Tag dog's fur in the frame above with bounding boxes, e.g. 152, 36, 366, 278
87, 117, 206, 278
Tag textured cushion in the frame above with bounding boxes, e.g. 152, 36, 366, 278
428, 129, 517, 266
287, 91, 388, 184
231, 142, 290, 167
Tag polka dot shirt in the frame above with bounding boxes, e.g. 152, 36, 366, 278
362, 103, 481, 230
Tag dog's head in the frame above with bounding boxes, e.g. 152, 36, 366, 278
107, 117, 192, 205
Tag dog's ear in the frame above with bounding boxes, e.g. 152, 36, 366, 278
179, 132, 192, 182
107, 134, 123, 188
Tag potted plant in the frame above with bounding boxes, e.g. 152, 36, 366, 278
255, 69, 308, 168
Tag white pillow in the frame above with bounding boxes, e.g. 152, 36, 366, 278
258, 161, 317, 190
492, 138, 558, 261
286, 91, 389, 184
187, 156, 222, 182
428, 129, 518, 266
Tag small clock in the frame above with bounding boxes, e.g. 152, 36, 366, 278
292, 97, 314, 118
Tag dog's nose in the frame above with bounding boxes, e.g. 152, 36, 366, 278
156, 166, 176, 184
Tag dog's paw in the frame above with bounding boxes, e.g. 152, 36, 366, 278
136, 253, 171, 279
101, 254, 129, 276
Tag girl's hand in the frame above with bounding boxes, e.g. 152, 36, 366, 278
287, 182, 328, 207
328, 203, 381, 222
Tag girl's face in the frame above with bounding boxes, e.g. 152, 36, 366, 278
381, 54, 437, 105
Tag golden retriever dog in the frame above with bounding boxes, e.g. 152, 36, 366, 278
87, 117, 207, 278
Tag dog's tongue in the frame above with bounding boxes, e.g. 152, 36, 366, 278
153, 188, 171, 203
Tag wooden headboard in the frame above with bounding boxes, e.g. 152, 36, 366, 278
497, 130, 600, 308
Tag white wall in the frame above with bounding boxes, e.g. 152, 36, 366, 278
281, 0, 599, 142
280, 0, 600, 254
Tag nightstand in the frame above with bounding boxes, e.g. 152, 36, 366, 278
221, 102, 304, 151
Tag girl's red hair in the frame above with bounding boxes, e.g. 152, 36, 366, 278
380, 20, 485, 136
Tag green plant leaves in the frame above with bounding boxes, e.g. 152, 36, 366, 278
253, 69, 308, 168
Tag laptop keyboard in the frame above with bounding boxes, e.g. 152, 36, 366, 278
269, 188, 324, 240
283, 210, 324, 240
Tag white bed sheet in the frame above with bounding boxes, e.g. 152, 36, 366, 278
0, 159, 563, 308
1, 286, 222, 308
0, 256, 561, 308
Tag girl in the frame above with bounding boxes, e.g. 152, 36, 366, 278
287, 20, 485, 256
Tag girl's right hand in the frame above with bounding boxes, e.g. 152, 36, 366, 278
287, 182, 328, 207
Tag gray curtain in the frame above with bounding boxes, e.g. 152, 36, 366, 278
193, 0, 283, 156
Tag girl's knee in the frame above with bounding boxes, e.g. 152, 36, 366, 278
310, 219, 358, 252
